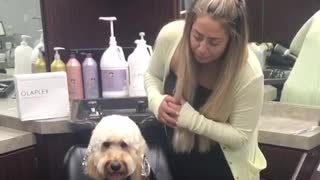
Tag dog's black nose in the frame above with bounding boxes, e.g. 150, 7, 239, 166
110, 161, 121, 171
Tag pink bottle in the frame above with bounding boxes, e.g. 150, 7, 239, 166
66, 53, 84, 100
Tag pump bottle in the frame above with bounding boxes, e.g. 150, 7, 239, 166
31, 29, 45, 73
51, 47, 66, 72
14, 35, 33, 74
82, 53, 99, 99
66, 53, 84, 100
99, 17, 128, 98
34, 48, 47, 73
128, 32, 153, 97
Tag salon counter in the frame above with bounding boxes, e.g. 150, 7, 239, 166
2, 84, 320, 180
0, 126, 35, 154
0, 85, 277, 155
0, 85, 280, 180
0, 85, 277, 135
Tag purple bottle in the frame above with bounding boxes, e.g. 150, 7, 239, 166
82, 53, 99, 99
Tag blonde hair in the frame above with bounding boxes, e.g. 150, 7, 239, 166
173, 0, 249, 153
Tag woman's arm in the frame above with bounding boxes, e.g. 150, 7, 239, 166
176, 76, 264, 149
144, 21, 183, 118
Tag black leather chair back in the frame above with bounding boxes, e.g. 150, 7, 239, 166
63, 118, 172, 180
63, 144, 93, 180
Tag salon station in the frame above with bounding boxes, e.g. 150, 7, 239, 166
0, 0, 320, 180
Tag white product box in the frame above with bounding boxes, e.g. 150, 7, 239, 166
14, 72, 70, 121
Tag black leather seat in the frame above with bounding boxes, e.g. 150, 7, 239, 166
63, 144, 172, 180
63, 144, 93, 180
63, 118, 173, 180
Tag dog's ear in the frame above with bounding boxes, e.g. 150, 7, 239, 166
85, 155, 101, 179
137, 134, 148, 157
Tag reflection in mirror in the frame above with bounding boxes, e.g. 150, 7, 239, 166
0, 0, 42, 75
180, 0, 192, 15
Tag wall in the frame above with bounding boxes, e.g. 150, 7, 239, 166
40, 0, 320, 64
247, 0, 320, 45
40, 0, 179, 63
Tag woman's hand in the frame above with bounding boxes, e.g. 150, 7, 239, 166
158, 95, 181, 128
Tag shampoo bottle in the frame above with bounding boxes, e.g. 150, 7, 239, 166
128, 32, 153, 97
5, 42, 15, 68
34, 48, 47, 73
51, 47, 66, 72
66, 52, 84, 100
14, 35, 33, 74
82, 53, 99, 99
99, 17, 128, 98
31, 29, 45, 73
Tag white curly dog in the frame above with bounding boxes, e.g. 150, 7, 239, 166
84, 115, 149, 180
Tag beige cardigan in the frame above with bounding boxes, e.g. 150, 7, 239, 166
144, 20, 267, 180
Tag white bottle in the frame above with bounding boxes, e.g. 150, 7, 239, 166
128, 32, 153, 97
31, 29, 45, 73
99, 17, 129, 98
14, 35, 33, 74
82, 53, 99, 99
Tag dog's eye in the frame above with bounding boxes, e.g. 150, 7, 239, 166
120, 141, 128, 148
102, 141, 111, 148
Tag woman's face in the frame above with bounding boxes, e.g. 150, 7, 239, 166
190, 15, 229, 64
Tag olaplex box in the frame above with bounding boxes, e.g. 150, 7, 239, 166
15, 72, 70, 121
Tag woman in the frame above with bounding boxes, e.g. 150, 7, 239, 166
144, 0, 266, 179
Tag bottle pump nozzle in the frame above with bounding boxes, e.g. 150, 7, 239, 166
21, 35, 31, 45
38, 29, 44, 51
138, 32, 146, 44
39, 29, 44, 42
37, 47, 44, 59
99, 17, 117, 46
53, 47, 65, 60
70, 52, 76, 59
86, 53, 92, 58
135, 32, 153, 56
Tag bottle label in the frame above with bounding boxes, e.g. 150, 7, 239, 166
101, 69, 128, 92
67, 67, 84, 99
83, 67, 99, 98
129, 65, 147, 96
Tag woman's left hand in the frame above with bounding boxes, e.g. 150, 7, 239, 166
167, 97, 186, 115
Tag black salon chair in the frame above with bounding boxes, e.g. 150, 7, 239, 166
63, 116, 173, 180
63, 144, 172, 180
63, 144, 93, 180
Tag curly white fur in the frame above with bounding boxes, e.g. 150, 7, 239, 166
85, 115, 148, 180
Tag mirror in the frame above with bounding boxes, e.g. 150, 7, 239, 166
0, 0, 43, 75
180, 0, 192, 14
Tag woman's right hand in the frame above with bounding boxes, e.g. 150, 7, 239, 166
158, 95, 181, 128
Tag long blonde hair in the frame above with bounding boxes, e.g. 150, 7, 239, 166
173, 0, 249, 153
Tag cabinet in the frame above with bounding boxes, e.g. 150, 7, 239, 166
35, 132, 91, 180
260, 144, 320, 180
0, 146, 37, 180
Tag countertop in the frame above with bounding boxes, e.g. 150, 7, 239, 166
0, 85, 279, 154
0, 85, 278, 135
0, 126, 35, 154
259, 101, 320, 150
0, 98, 72, 134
